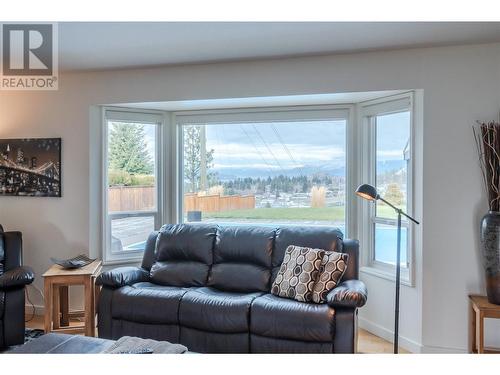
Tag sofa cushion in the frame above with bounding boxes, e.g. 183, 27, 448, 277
214, 226, 274, 267
250, 293, 335, 342
312, 251, 349, 303
112, 284, 188, 324
208, 226, 275, 292
271, 245, 324, 302
273, 226, 343, 282
179, 287, 263, 333
150, 224, 217, 287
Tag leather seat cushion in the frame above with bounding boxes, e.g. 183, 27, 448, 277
155, 224, 217, 263
208, 263, 270, 293
214, 226, 274, 267
179, 287, 263, 333
208, 226, 275, 292
112, 284, 188, 324
250, 293, 335, 342
150, 224, 217, 287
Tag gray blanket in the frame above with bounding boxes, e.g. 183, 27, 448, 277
103, 336, 188, 354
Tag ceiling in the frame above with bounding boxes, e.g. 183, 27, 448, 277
116, 90, 406, 111
59, 22, 500, 71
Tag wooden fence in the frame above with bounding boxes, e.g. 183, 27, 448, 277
108, 186, 255, 213
108, 186, 155, 212
184, 193, 255, 213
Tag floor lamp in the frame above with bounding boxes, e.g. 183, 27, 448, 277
355, 183, 420, 354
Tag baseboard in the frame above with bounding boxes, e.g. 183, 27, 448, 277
419, 344, 467, 354
25, 303, 45, 316
358, 317, 423, 353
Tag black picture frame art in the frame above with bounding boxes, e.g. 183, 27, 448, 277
0, 138, 61, 197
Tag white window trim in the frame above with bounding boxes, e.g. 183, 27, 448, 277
173, 104, 355, 236
357, 92, 415, 286
101, 107, 166, 265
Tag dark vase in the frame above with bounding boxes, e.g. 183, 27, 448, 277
480, 211, 500, 304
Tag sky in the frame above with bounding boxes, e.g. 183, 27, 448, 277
131, 111, 410, 177
203, 112, 410, 173
206, 120, 346, 171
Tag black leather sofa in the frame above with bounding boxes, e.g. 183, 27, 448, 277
0, 225, 35, 348
97, 224, 367, 353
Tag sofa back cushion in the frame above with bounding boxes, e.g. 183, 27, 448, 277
208, 226, 275, 292
272, 226, 343, 283
150, 224, 217, 287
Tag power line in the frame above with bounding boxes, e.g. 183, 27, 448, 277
239, 125, 275, 176
251, 124, 286, 173
270, 123, 307, 176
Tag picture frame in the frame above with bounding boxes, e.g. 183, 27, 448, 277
0, 138, 62, 197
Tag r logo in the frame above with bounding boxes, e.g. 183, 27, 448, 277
2, 24, 53, 76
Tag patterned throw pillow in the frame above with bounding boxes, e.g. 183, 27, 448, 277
271, 245, 325, 302
312, 251, 349, 303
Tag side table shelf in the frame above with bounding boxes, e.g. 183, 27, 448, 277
469, 294, 500, 354
42, 260, 102, 337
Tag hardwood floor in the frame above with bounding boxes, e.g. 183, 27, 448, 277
358, 329, 410, 354
26, 314, 409, 353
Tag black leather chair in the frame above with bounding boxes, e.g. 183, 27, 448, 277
0, 225, 35, 348
97, 224, 367, 353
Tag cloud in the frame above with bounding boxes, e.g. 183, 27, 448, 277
209, 142, 345, 166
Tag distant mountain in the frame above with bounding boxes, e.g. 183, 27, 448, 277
212, 159, 405, 181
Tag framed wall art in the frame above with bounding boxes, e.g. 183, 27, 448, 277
0, 138, 61, 197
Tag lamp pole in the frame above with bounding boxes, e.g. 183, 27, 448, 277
377, 196, 418, 354
355, 184, 420, 354
395, 209, 401, 354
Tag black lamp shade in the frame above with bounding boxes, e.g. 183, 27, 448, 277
355, 184, 378, 201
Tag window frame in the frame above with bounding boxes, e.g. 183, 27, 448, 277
358, 93, 415, 286
98, 94, 417, 282
173, 105, 355, 235
101, 108, 165, 264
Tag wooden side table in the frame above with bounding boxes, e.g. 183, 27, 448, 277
469, 294, 500, 354
43, 260, 102, 337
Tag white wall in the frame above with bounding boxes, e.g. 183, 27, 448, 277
1, 42, 499, 351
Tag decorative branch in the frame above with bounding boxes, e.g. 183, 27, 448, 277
474, 122, 500, 211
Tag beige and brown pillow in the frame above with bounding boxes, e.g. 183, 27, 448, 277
312, 251, 349, 303
271, 245, 324, 302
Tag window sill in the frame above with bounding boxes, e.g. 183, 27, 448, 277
360, 265, 414, 287
102, 256, 143, 267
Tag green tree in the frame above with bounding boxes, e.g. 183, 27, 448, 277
183, 125, 215, 193
109, 123, 154, 175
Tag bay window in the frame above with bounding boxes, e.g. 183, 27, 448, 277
100, 93, 416, 282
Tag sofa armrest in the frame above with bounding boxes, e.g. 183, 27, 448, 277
96, 266, 149, 289
326, 279, 367, 308
0, 266, 35, 290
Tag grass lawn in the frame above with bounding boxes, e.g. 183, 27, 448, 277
203, 206, 345, 221
202, 204, 400, 221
